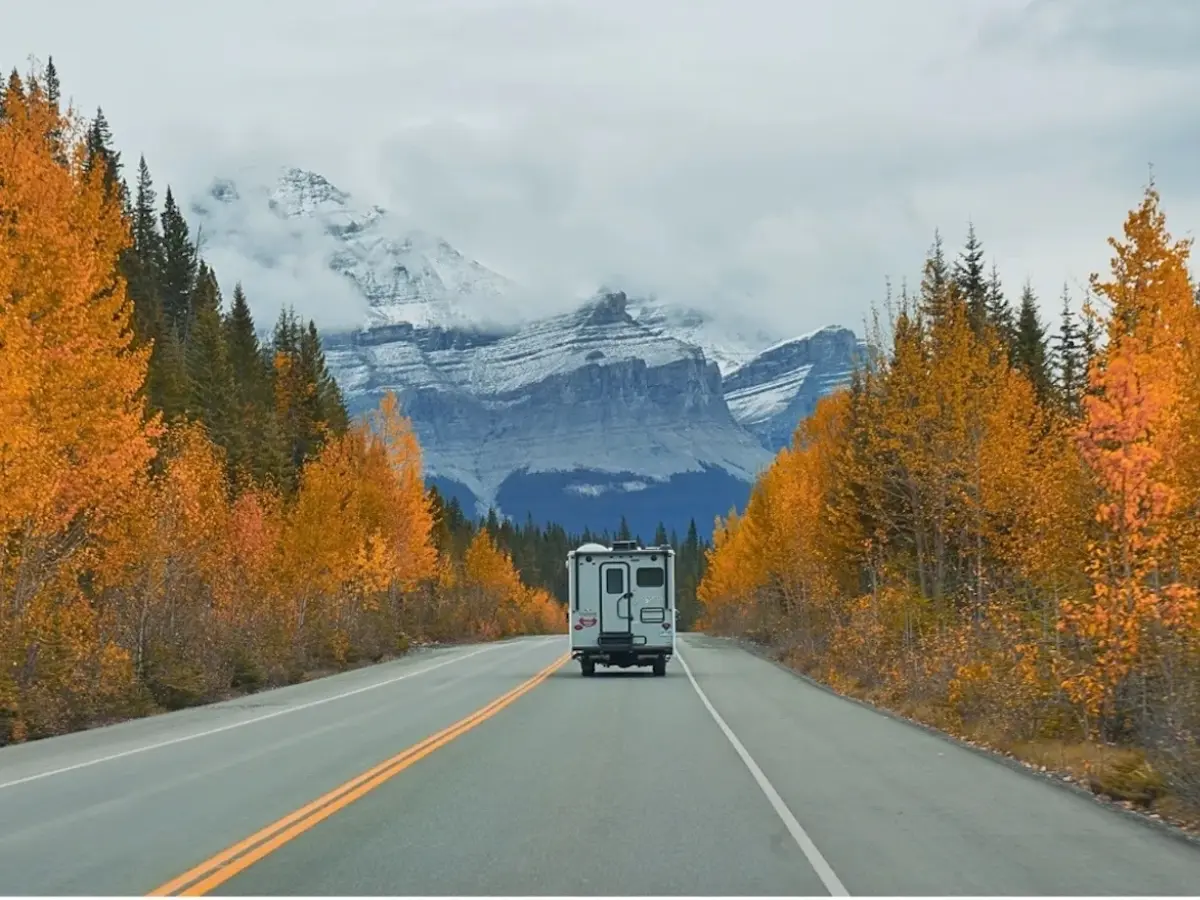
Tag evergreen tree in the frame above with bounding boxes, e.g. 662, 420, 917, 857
0, 69, 21, 121
919, 230, 951, 325
42, 57, 65, 161
427, 486, 453, 556
300, 320, 348, 437
653, 522, 668, 547
617, 515, 632, 541
151, 326, 191, 426
125, 156, 165, 347
83, 107, 123, 202
160, 187, 197, 336
271, 307, 316, 483
676, 519, 703, 630
43, 56, 59, 108
132, 157, 163, 264
116, 155, 189, 423
185, 263, 237, 460
984, 261, 1016, 356
1051, 284, 1085, 414
1014, 281, 1051, 401
954, 222, 988, 333
225, 285, 266, 385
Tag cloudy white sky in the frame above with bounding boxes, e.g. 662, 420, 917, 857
5, 0, 1200, 337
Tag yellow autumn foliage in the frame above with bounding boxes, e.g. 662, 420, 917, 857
0, 65, 563, 742
699, 182, 1200, 808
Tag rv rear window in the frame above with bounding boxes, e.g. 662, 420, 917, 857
635, 567, 665, 588
605, 567, 624, 594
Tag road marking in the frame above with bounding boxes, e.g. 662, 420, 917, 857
0, 642, 518, 792
677, 650, 849, 897
148, 651, 570, 897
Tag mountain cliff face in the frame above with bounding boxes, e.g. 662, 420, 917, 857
190, 167, 859, 538
722, 326, 864, 451
323, 290, 773, 539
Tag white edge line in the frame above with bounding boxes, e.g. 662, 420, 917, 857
677, 648, 849, 897
0, 640, 528, 791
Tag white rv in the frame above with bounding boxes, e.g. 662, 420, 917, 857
567, 540, 676, 676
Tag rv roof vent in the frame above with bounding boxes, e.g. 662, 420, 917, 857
610, 540, 640, 551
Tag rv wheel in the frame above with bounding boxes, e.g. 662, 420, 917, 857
581, 659, 595, 677
652, 657, 666, 677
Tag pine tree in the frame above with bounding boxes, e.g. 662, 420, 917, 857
427, 486, 453, 556
919, 230, 951, 325
160, 187, 197, 336
132, 158, 162, 263
83, 108, 123, 203
300, 320, 348, 437
43, 57, 59, 108
985, 261, 1016, 356
270, 307, 316, 485
677, 518, 703, 630
226, 285, 265, 385
150, 325, 190, 426
617, 515, 632, 541
42, 57, 65, 162
0, 69, 21, 121
1014, 281, 1051, 401
1051, 284, 1085, 414
185, 263, 237, 463
954, 222, 988, 333
653, 522, 668, 546
124, 156, 165, 348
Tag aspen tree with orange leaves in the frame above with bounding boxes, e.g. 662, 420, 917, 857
1059, 184, 1200, 741
699, 180, 1200, 820
0, 64, 157, 739
0, 60, 563, 745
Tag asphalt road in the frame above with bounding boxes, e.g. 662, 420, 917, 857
2, 633, 1200, 896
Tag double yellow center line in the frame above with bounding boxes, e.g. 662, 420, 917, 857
149, 651, 569, 897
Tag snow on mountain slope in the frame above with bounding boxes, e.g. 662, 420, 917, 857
190, 166, 856, 536
722, 325, 863, 451
325, 291, 773, 524
192, 167, 515, 331
626, 298, 779, 375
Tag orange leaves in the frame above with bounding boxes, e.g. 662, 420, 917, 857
0, 64, 156, 591
281, 392, 437, 619
430, 527, 563, 639
698, 180, 1200, 752
365, 392, 436, 590
1058, 185, 1200, 726
0, 64, 556, 743
461, 529, 526, 637
463, 528, 524, 598
697, 388, 853, 641
0, 64, 157, 741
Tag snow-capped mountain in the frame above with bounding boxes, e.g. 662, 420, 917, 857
190, 167, 858, 538
323, 290, 774, 538
194, 167, 516, 331
723, 326, 864, 451
625, 299, 779, 376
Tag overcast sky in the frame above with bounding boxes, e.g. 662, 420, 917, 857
5, 0, 1199, 337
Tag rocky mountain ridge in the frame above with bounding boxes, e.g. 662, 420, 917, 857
189, 167, 863, 536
